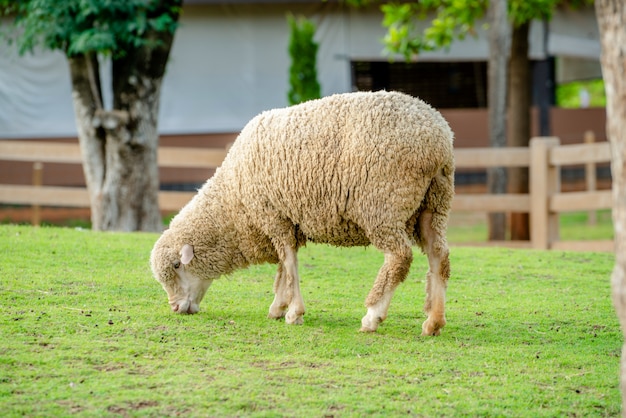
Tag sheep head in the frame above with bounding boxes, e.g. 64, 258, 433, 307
150, 232, 213, 314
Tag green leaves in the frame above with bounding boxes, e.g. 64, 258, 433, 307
3, 0, 181, 57
381, 0, 488, 60
69, 29, 116, 55
508, 0, 556, 26
379, 0, 593, 60
287, 14, 321, 105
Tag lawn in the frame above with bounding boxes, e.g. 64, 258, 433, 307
448, 210, 614, 243
0, 224, 621, 417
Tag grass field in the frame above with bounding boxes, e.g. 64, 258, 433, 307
0, 224, 621, 417
447, 210, 614, 244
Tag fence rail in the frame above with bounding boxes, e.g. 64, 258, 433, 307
0, 137, 614, 251
0, 141, 229, 212
452, 136, 613, 252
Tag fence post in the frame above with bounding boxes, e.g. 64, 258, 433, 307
584, 130, 597, 225
32, 162, 43, 227
530, 137, 560, 250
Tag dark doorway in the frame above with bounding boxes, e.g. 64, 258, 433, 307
351, 60, 488, 108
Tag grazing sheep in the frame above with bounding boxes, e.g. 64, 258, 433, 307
150, 90, 454, 336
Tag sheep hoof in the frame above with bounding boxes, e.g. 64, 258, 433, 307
421, 328, 441, 337
268, 301, 289, 319
268, 310, 286, 320
421, 318, 446, 336
360, 313, 383, 333
359, 326, 377, 333
285, 311, 304, 325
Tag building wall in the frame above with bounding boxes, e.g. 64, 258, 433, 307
0, 107, 606, 190
0, 3, 600, 139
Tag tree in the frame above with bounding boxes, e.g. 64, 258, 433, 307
378, 0, 581, 240
506, 1, 555, 240
486, 0, 510, 241
287, 14, 321, 105
507, 18, 531, 240
595, 0, 626, 410
1, 0, 182, 231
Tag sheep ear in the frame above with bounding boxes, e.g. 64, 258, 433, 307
180, 244, 194, 265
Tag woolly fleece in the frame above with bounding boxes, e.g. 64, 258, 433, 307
151, 90, 454, 333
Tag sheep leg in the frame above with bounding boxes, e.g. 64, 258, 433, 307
268, 263, 288, 319
269, 246, 305, 325
419, 211, 450, 336
284, 246, 305, 324
361, 236, 413, 332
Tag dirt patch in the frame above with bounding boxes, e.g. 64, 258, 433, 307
107, 400, 159, 416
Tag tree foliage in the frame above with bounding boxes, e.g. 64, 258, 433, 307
362, 0, 592, 60
1, 0, 181, 58
381, 0, 487, 59
287, 14, 321, 105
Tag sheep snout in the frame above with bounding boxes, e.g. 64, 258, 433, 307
170, 299, 199, 314
165, 271, 213, 314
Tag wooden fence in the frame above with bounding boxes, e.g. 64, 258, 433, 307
0, 141, 228, 214
453, 136, 613, 251
0, 136, 614, 251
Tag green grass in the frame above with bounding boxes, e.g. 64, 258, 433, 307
560, 210, 614, 241
448, 210, 614, 243
0, 225, 621, 417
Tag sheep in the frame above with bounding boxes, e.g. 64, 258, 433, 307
150, 90, 454, 336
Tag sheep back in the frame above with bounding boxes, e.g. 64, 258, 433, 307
215, 90, 454, 249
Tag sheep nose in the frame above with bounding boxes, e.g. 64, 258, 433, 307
169, 300, 196, 314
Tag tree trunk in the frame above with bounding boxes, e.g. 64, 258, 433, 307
68, 54, 107, 231
487, 0, 510, 241
68, 3, 179, 232
507, 21, 531, 240
595, 0, 626, 412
